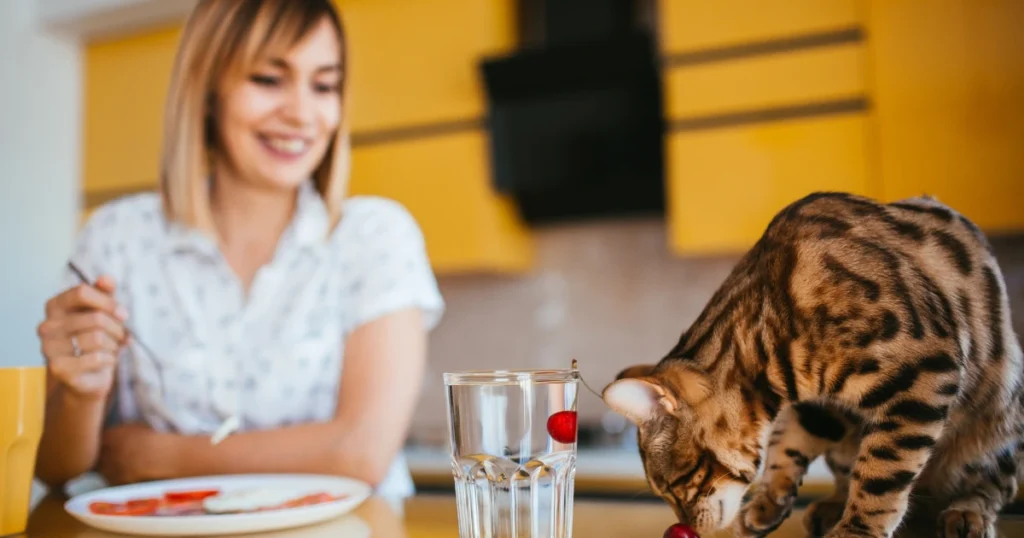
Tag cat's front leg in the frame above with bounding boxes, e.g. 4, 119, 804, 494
823, 412, 948, 537
804, 438, 859, 537
735, 403, 846, 537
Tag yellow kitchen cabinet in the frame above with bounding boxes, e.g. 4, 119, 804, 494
865, 0, 1024, 233
349, 130, 532, 274
81, 0, 533, 274
663, 41, 867, 121
656, 0, 863, 54
666, 113, 872, 255
84, 25, 180, 195
334, 0, 533, 274
659, 4, 873, 255
336, 0, 516, 134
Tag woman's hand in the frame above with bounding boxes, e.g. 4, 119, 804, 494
37, 275, 128, 400
97, 423, 178, 485
35, 275, 131, 488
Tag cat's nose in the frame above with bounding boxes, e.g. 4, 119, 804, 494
667, 500, 688, 523
674, 505, 695, 525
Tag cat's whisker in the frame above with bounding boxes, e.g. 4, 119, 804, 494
629, 488, 651, 499
705, 472, 733, 497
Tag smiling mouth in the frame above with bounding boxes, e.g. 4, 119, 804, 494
258, 134, 311, 158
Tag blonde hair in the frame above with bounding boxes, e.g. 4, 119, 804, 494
160, 0, 350, 233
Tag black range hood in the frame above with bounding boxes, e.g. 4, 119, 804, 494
480, 0, 665, 225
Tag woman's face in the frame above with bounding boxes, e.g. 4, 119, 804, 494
214, 17, 342, 191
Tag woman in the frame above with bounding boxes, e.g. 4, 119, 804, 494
34, 0, 444, 501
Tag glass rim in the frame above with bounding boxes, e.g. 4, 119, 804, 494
443, 368, 579, 385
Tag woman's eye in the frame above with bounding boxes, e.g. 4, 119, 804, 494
250, 74, 280, 87
314, 82, 340, 94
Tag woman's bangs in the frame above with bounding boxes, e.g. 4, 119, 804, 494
232, 1, 338, 76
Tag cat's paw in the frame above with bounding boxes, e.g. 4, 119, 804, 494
937, 507, 996, 538
732, 483, 796, 537
802, 497, 846, 537
819, 516, 888, 538
821, 526, 884, 538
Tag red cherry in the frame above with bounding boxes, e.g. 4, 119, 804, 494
664, 523, 699, 538
546, 410, 577, 443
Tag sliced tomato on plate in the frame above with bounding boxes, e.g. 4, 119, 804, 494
164, 488, 220, 503
89, 498, 159, 516
87, 487, 347, 516
87, 501, 122, 515
121, 498, 160, 515
275, 492, 346, 509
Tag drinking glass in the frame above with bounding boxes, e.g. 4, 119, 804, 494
444, 369, 579, 538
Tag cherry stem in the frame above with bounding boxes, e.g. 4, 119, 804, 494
571, 358, 605, 400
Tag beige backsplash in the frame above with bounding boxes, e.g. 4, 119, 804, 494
410, 217, 1024, 445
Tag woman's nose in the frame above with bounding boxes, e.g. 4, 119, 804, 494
282, 85, 315, 126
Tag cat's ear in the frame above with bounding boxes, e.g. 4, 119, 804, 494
614, 364, 657, 380
602, 363, 711, 424
602, 377, 669, 424
604, 364, 670, 423
661, 366, 712, 408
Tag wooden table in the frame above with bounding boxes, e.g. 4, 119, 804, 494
20, 491, 1024, 537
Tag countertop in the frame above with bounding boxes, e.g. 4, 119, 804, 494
22, 491, 1024, 537
404, 445, 836, 498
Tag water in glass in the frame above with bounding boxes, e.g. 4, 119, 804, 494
444, 369, 579, 538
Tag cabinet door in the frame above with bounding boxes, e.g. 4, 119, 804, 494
657, 0, 862, 54
83, 25, 180, 198
336, 0, 516, 133
667, 114, 872, 255
663, 42, 867, 121
866, 0, 1024, 233
350, 129, 532, 274
337, 0, 533, 273
658, 0, 873, 255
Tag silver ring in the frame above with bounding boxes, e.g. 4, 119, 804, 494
71, 335, 81, 357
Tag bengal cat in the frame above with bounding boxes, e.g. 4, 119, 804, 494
602, 192, 1023, 537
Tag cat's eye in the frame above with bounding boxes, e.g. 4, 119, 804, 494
669, 455, 705, 488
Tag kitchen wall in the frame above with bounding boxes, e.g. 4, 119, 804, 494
410, 219, 1024, 442
0, 0, 81, 368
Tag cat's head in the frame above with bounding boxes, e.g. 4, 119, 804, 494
602, 362, 766, 534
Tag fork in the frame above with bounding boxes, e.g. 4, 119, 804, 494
67, 261, 169, 402
67, 261, 238, 442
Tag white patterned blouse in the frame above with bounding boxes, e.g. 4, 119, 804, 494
64, 180, 445, 499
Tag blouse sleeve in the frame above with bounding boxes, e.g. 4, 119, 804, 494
341, 198, 445, 333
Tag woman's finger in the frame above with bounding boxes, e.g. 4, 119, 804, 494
38, 313, 126, 360
48, 351, 115, 382
77, 351, 117, 371
37, 319, 77, 358
59, 311, 127, 344
93, 275, 117, 294
72, 329, 121, 355
40, 336, 69, 361
46, 284, 127, 321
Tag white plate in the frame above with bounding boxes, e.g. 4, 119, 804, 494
64, 473, 372, 536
